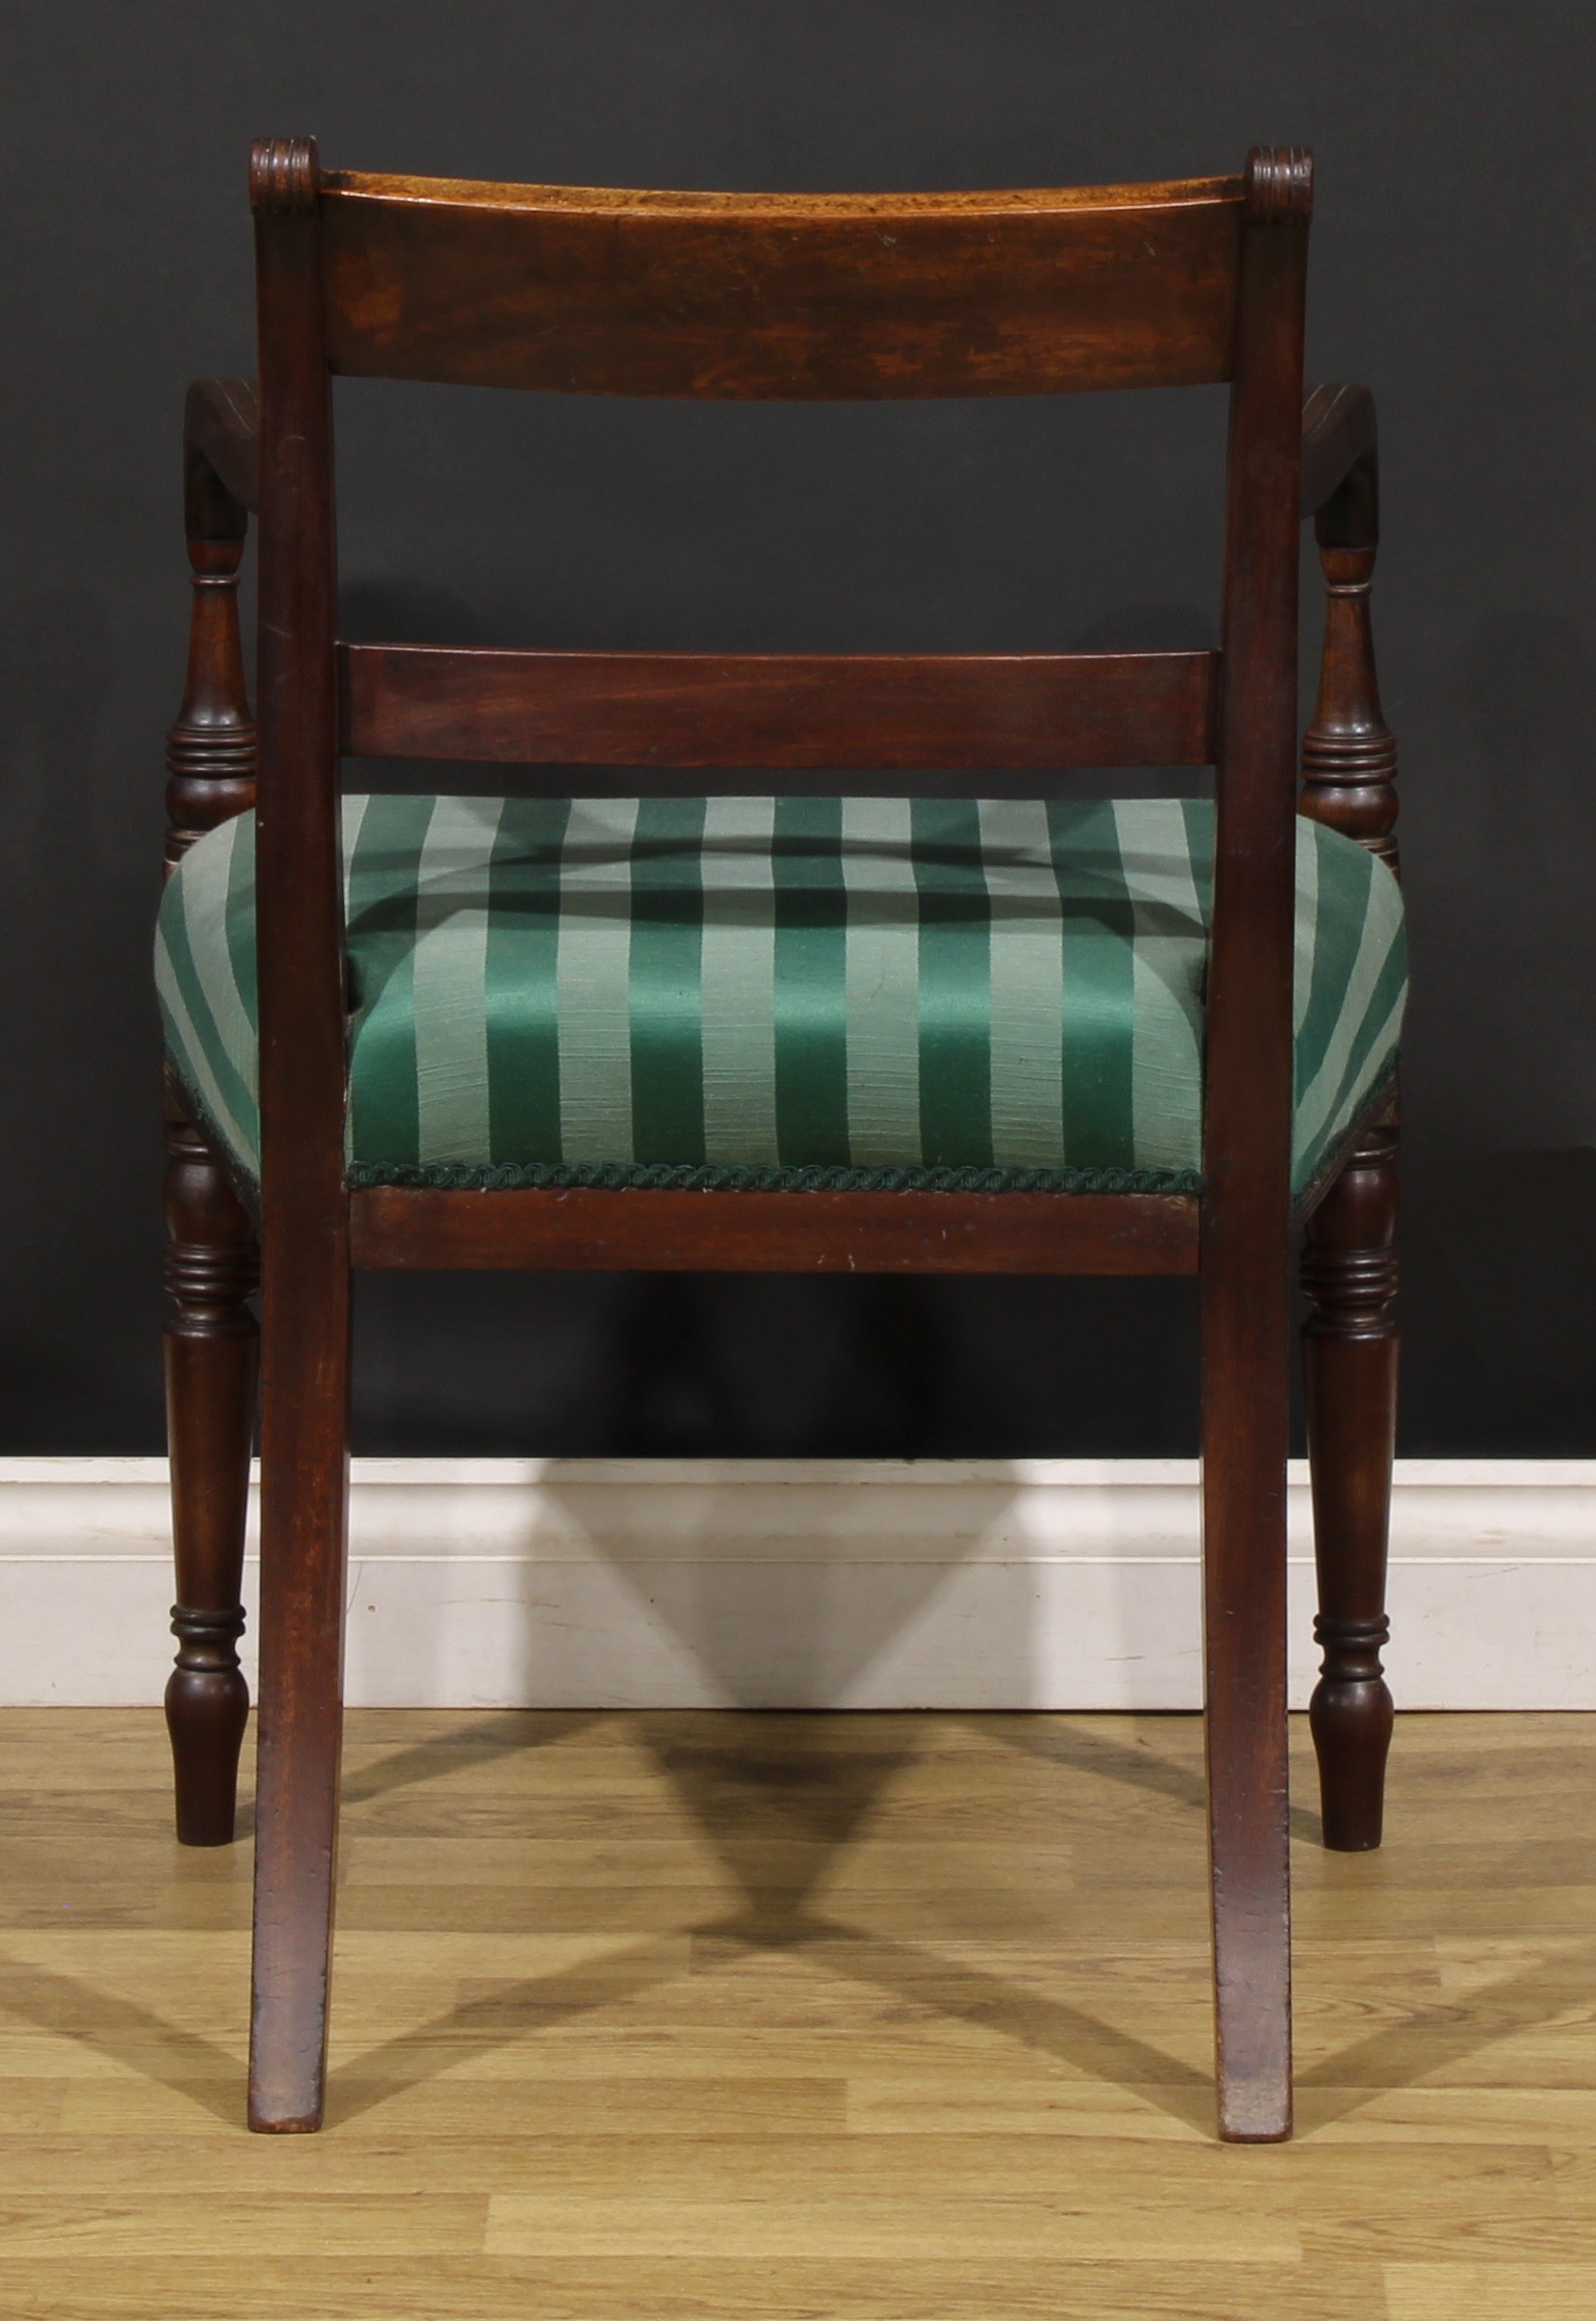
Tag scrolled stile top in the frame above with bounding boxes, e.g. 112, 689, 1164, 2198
249, 136, 320, 215
1244, 146, 1314, 225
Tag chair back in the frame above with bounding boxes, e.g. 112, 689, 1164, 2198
247, 139, 1312, 1253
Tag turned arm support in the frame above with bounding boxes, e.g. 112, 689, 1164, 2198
1296, 387, 1400, 1845
170, 376, 1392, 855
1297, 383, 1397, 871
162, 372, 263, 1842
168, 381, 260, 862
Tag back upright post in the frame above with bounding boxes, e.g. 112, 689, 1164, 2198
1199, 146, 1313, 2143
247, 135, 354, 2133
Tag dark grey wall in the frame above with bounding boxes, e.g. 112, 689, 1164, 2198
4, 3, 1592, 1455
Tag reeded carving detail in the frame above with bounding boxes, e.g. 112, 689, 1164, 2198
1303, 1119, 1399, 1318
1245, 145, 1315, 224
169, 1596, 249, 1741
166, 532, 256, 867
249, 135, 320, 214
1313, 1613, 1389, 1690
1300, 1121, 1400, 1327
1300, 1239, 1400, 1320
1300, 545, 1400, 873
164, 1217, 261, 1312
170, 1601, 248, 1652
163, 1104, 260, 1331
168, 724, 257, 784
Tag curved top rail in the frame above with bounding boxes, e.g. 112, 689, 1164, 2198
316, 167, 1250, 399
322, 169, 1243, 219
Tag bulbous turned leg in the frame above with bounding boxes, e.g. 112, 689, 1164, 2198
164, 1085, 258, 1844
1301, 1113, 1399, 1851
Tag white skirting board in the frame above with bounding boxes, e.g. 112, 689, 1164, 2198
0, 1457, 1592, 1710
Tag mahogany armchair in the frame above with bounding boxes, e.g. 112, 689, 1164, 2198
156, 140, 1404, 2140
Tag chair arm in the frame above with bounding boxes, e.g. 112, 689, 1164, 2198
169, 381, 259, 858
182, 374, 1369, 543
1298, 382, 1397, 870
184, 377, 259, 535
184, 371, 1366, 550
1300, 382, 1378, 552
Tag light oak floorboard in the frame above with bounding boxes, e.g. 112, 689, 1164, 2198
0, 1708, 1593, 2316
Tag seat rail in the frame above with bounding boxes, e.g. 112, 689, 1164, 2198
350, 1185, 1200, 1274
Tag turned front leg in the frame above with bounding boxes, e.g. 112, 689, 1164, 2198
1301, 1114, 1398, 1849
164, 1091, 259, 1844
1298, 404, 1401, 1851
163, 385, 259, 1843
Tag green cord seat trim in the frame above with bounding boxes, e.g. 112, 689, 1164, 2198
344, 1157, 1206, 1195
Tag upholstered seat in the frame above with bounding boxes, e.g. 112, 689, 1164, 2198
159, 791, 1404, 1205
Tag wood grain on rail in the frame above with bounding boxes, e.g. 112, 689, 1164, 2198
349, 1187, 1201, 1276
320, 172, 1246, 398
338, 646, 1218, 771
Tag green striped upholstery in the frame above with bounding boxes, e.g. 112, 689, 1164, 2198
156, 794, 1405, 1203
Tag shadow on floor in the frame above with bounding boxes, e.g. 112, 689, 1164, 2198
339, 1709, 600, 1807
0, 1952, 243, 2128
964, 1710, 1327, 1848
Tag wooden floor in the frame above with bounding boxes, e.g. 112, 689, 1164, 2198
0, 1711, 1593, 2319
